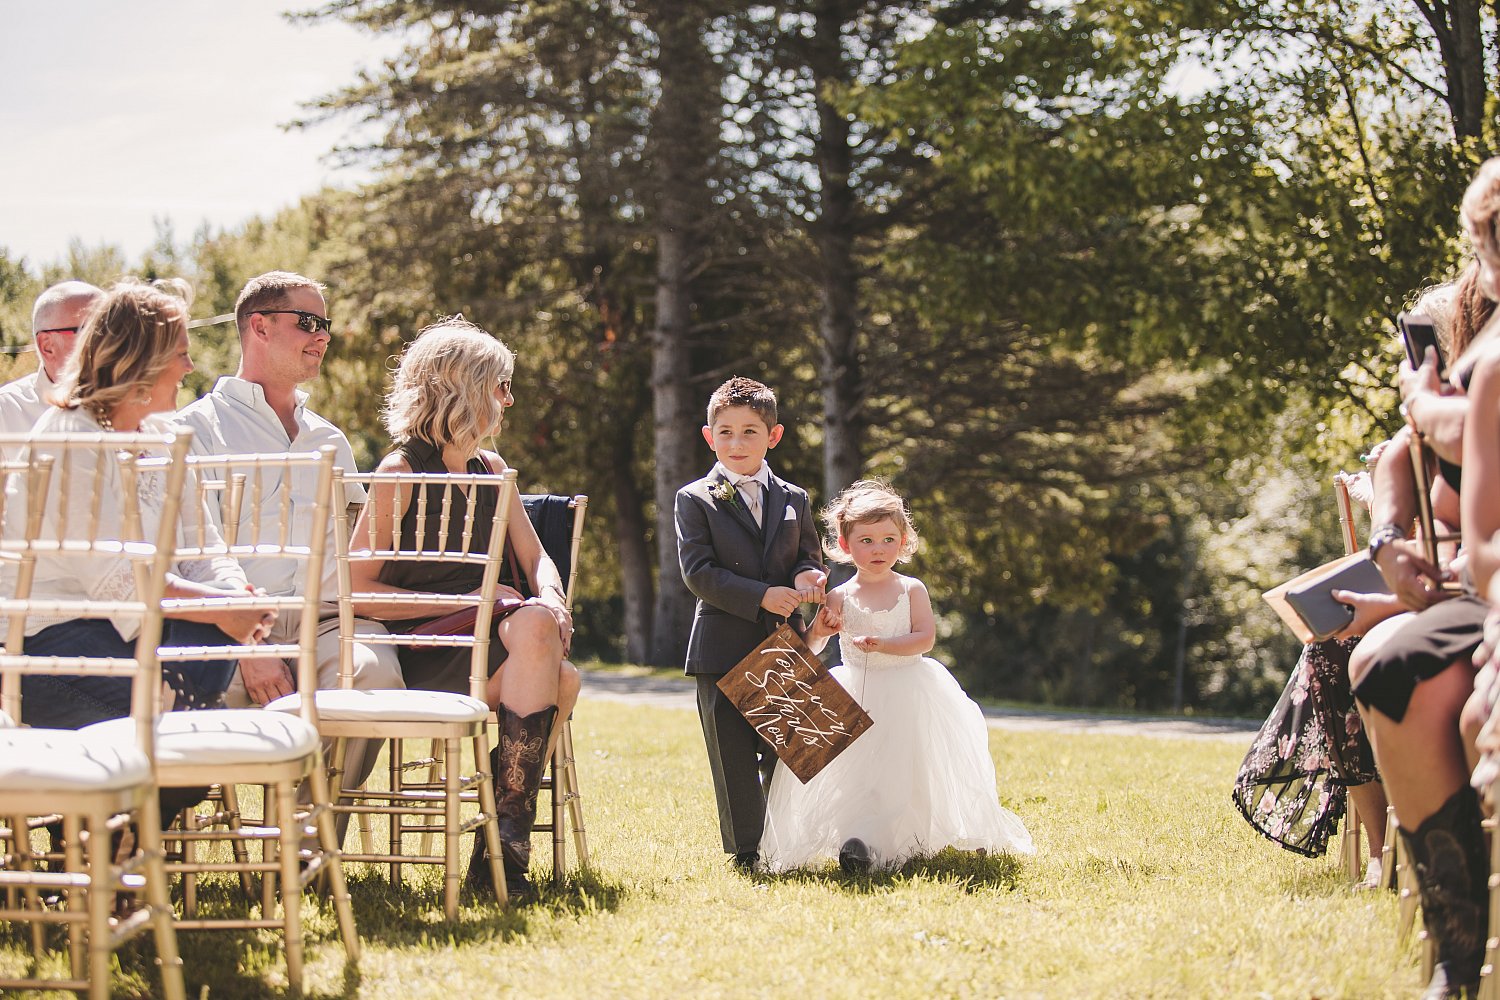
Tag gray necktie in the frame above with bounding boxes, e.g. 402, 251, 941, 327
739, 480, 763, 526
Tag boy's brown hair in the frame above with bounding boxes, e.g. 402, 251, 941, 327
706, 376, 777, 428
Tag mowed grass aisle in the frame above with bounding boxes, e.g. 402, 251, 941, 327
3, 695, 1422, 998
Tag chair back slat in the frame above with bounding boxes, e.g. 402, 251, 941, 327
177, 447, 338, 727
0, 431, 190, 753
335, 468, 518, 702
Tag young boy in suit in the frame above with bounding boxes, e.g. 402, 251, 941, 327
676, 376, 827, 870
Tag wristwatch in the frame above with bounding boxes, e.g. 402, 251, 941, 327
1368, 524, 1406, 562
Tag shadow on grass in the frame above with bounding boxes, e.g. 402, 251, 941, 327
337, 862, 628, 947
761, 847, 1026, 894
68, 864, 629, 999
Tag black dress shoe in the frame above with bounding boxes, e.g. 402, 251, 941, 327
732, 851, 759, 872
839, 838, 871, 874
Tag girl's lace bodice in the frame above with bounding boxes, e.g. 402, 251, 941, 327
840, 585, 921, 671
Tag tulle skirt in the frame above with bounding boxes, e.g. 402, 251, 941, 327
759, 655, 1035, 872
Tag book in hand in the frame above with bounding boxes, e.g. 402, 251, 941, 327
1262, 552, 1392, 643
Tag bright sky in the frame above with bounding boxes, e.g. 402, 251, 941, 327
0, 1, 398, 268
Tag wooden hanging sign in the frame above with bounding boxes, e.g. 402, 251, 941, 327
717, 622, 873, 783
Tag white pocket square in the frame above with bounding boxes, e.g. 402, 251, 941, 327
782, 507, 797, 521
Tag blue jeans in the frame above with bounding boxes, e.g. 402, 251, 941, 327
19, 618, 238, 730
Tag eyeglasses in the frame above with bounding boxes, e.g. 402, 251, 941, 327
35, 327, 79, 336
254, 309, 333, 335
498, 379, 512, 397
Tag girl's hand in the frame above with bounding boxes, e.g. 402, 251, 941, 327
815, 604, 842, 634
849, 634, 882, 652
1399, 346, 1446, 404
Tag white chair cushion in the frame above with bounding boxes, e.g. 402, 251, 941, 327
266, 688, 489, 724
0, 728, 150, 791
86, 709, 320, 766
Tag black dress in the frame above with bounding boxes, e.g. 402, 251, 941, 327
378, 438, 523, 694
1232, 638, 1380, 857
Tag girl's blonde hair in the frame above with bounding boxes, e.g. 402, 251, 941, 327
821, 478, 920, 564
57, 277, 192, 417
383, 317, 516, 453
1462, 157, 1500, 269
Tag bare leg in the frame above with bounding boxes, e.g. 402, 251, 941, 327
484, 606, 565, 714
1360, 659, 1474, 829
1347, 781, 1389, 881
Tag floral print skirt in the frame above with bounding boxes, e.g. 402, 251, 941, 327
1231, 638, 1380, 857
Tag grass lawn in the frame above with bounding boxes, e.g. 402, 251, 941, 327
2, 695, 1421, 998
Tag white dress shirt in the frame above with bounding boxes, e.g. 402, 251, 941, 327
713, 460, 771, 525
0, 367, 59, 462
175, 376, 366, 599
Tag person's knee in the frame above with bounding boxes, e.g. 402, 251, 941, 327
559, 659, 581, 709
349, 643, 403, 691
507, 606, 564, 655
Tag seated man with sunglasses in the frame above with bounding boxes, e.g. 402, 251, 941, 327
175, 271, 405, 834
0, 280, 102, 457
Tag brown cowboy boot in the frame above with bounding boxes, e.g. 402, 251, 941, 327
467, 705, 556, 899
1399, 785, 1487, 1000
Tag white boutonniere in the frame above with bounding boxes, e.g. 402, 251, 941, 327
709, 480, 739, 507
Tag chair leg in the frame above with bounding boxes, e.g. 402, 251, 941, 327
561, 722, 589, 866
306, 749, 360, 964
219, 782, 255, 897
388, 739, 402, 886
138, 798, 187, 1000
11, 814, 44, 960
1340, 801, 1361, 879
471, 732, 508, 907
420, 737, 443, 860
64, 813, 85, 981
443, 737, 461, 920
1383, 806, 1399, 891
277, 779, 305, 993
181, 806, 198, 918
86, 809, 111, 1000
550, 745, 566, 884
262, 784, 279, 917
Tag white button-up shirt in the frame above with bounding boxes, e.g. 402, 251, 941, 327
175, 377, 366, 599
0, 367, 60, 461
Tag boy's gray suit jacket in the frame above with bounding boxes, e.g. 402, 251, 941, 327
676, 468, 824, 676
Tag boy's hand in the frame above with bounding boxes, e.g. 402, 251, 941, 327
794, 569, 828, 605
760, 586, 805, 618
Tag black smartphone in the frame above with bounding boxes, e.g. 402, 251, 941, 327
1398, 311, 1445, 378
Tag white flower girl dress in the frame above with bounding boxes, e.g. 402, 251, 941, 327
759, 575, 1035, 871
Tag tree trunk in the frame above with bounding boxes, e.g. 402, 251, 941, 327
646, 2, 718, 665
609, 421, 655, 663
1417, 0, 1486, 142
811, 6, 865, 499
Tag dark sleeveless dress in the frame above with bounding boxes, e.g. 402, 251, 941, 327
379, 438, 524, 694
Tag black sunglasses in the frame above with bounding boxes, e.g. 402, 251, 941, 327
254, 309, 333, 335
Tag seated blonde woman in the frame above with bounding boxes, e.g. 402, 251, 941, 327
345, 317, 580, 900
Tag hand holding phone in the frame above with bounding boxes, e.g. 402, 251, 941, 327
1399, 311, 1445, 379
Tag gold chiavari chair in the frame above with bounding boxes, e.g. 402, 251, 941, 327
417, 494, 592, 883
0, 431, 188, 1000
268, 467, 519, 917
82, 447, 360, 992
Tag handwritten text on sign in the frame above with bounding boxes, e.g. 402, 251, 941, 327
717, 623, 873, 784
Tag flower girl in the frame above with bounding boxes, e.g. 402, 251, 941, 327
759, 480, 1035, 873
